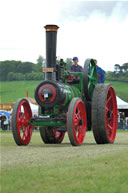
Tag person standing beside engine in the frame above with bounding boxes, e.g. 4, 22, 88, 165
94, 59, 105, 83
70, 57, 83, 72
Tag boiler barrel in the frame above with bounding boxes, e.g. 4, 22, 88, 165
35, 80, 81, 108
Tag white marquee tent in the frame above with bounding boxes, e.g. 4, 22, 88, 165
29, 103, 38, 115
116, 96, 128, 110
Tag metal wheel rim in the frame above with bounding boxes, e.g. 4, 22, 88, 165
16, 100, 33, 145
105, 87, 117, 143
72, 100, 87, 145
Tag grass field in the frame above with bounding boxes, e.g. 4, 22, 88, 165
105, 81, 128, 102
0, 80, 128, 103
1, 130, 128, 193
0, 81, 39, 103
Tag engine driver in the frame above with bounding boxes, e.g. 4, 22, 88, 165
70, 57, 83, 72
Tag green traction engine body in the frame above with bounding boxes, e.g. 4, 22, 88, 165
12, 25, 118, 146
32, 69, 96, 128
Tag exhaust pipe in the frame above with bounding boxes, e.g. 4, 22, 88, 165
44, 25, 59, 80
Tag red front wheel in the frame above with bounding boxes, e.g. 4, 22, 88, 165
12, 99, 33, 145
67, 98, 87, 146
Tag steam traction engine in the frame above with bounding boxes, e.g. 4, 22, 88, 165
12, 25, 118, 146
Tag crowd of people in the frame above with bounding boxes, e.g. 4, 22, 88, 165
118, 112, 128, 130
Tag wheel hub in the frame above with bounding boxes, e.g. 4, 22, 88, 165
42, 88, 53, 102
79, 119, 83, 126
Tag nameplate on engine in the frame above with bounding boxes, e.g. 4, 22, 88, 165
43, 68, 54, 72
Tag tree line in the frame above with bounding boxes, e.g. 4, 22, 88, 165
106, 63, 128, 82
1, 56, 127, 82
0, 56, 73, 81
0, 56, 45, 81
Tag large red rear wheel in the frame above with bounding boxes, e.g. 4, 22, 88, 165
92, 84, 118, 144
12, 99, 33, 145
67, 98, 87, 146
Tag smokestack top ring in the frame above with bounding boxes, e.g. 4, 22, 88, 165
44, 25, 59, 32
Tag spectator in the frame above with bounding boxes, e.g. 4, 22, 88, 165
0, 113, 7, 130
120, 112, 125, 129
94, 59, 105, 83
70, 57, 83, 72
125, 117, 128, 130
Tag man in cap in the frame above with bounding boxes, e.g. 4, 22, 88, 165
70, 57, 83, 72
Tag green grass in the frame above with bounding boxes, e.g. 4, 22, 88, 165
1, 131, 128, 193
0, 81, 39, 103
106, 81, 128, 102
0, 80, 128, 103
105, 81, 128, 102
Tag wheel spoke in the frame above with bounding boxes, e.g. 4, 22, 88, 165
105, 106, 109, 113
106, 95, 112, 105
23, 126, 29, 140
75, 107, 81, 118
79, 125, 85, 137
17, 113, 27, 128
107, 124, 113, 137
107, 124, 112, 131
74, 118, 79, 126
75, 126, 80, 136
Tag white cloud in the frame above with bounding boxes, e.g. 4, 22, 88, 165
57, 13, 128, 71
0, 0, 128, 71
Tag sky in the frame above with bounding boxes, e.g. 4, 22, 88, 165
0, 0, 128, 71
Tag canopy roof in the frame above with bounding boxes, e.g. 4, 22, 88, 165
116, 96, 128, 110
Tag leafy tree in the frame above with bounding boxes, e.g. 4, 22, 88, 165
8, 72, 25, 81
33, 56, 45, 72
65, 58, 73, 70
105, 71, 115, 80
8, 72, 15, 81
114, 64, 120, 73
106, 62, 128, 81
26, 72, 44, 80
33, 64, 42, 72
122, 63, 128, 72
0, 60, 21, 80
16, 62, 34, 73
0, 60, 35, 80
37, 55, 45, 67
